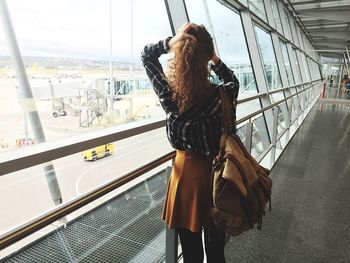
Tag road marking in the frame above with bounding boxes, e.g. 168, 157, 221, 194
0, 132, 165, 191
75, 138, 168, 195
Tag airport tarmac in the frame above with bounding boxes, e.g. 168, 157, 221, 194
0, 75, 168, 234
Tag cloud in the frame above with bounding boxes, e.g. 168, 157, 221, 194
0, 0, 172, 60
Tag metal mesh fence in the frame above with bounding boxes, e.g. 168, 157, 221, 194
2, 169, 169, 263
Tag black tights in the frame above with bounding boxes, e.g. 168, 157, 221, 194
177, 225, 226, 263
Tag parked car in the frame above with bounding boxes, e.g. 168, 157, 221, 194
82, 143, 115, 161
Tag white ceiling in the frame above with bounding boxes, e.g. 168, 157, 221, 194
289, 0, 350, 58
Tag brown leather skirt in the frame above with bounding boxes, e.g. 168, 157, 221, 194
162, 150, 213, 233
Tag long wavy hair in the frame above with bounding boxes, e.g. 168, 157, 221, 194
167, 25, 214, 113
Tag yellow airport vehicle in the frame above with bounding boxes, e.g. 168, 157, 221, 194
82, 143, 115, 161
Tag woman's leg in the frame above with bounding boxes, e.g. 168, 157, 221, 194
204, 224, 226, 263
177, 227, 204, 263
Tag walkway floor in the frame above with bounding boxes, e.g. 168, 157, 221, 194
225, 100, 350, 262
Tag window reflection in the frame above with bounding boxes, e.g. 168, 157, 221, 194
270, 0, 283, 34
301, 53, 312, 82
0, 0, 171, 152
185, 0, 261, 117
298, 30, 305, 50
273, 102, 288, 137
292, 22, 300, 47
291, 48, 303, 84
296, 50, 310, 82
251, 115, 270, 158
247, 0, 267, 22
280, 41, 295, 85
236, 114, 270, 159
270, 91, 284, 103
282, 9, 291, 40
254, 25, 282, 91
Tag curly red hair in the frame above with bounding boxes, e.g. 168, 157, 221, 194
167, 25, 214, 112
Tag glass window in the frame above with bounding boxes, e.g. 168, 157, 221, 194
297, 51, 311, 82
291, 48, 303, 83
275, 102, 288, 136
296, 27, 303, 50
285, 11, 295, 43
282, 10, 291, 40
254, 25, 282, 91
292, 22, 300, 47
299, 31, 306, 51
185, 0, 261, 117
0, 0, 172, 153
270, 0, 283, 34
290, 21, 299, 46
236, 114, 270, 159
247, 0, 267, 22
280, 41, 295, 86
251, 114, 270, 158
307, 58, 316, 81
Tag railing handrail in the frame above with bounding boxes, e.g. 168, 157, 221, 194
238, 80, 319, 124
0, 151, 176, 250
0, 79, 322, 177
0, 79, 323, 250
0, 117, 165, 176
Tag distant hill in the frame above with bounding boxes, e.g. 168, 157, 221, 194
0, 56, 144, 71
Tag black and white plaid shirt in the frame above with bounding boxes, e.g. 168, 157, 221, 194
141, 39, 239, 156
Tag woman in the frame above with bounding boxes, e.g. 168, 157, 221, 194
141, 23, 239, 263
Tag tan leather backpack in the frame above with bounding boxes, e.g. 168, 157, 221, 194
210, 90, 272, 237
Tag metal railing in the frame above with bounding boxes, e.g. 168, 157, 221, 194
0, 79, 323, 251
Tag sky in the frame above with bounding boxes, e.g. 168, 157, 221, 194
0, 0, 172, 61
0, 0, 254, 65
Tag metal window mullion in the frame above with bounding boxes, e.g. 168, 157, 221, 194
270, 106, 279, 167
300, 85, 306, 114
304, 55, 313, 82
290, 20, 299, 47
271, 32, 292, 116
225, 0, 248, 8
271, 33, 288, 88
294, 24, 302, 50
285, 98, 292, 143
240, 9, 274, 142
263, 0, 275, 29
297, 50, 308, 83
346, 47, 350, 76
276, 0, 287, 39
244, 119, 253, 153
286, 44, 300, 84
164, 0, 188, 35
344, 54, 349, 76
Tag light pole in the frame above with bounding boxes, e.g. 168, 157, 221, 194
0, 0, 62, 205
109, 0, 114, 114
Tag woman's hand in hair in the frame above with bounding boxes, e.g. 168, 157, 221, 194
168, 23, 197, 49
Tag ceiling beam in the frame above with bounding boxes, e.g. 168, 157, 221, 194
297, 10, 350, 23
308, 31, 350, 40
315, 42, 348, 49
293, 1, 350, 11
303, 21, 349, 27
305, 24, 349, 31
314, 45, 346, 51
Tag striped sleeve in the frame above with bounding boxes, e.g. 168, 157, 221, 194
141, 38, 177, 113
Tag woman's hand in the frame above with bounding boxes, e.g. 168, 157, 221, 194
168, 23, 197, 49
